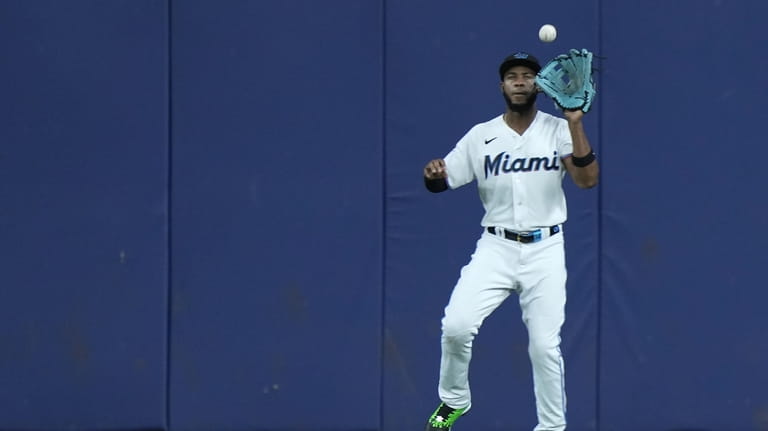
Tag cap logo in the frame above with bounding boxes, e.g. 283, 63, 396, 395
513, 53, 529, 59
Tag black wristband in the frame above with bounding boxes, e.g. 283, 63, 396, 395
424, 177, 449, 193
571, 151, 596, 167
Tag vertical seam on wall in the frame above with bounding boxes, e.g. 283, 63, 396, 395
379, 0, 388, 429
595, 0, 604, 429
165, 0, 173, 429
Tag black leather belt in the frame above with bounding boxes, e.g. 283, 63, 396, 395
486, 225, 561, 243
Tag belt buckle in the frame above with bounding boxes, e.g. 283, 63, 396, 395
518, 230, 541, 243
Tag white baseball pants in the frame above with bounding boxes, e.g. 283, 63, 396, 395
438, 229, 567, 431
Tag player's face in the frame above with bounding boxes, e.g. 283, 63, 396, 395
501, 66, 538, 112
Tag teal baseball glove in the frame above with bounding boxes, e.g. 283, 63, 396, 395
535, 48, 597, 112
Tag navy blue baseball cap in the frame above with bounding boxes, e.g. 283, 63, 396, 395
499, 52, 541, 78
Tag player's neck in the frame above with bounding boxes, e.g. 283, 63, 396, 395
503, 108, 537, 134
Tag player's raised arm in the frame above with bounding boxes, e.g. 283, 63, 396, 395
561, 109, 599, 189
423, 158, 448, 193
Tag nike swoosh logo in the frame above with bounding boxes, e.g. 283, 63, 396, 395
484, 137, 498, 144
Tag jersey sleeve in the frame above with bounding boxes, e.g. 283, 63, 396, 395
556, 119, 574, 158
443, 126, 477, 189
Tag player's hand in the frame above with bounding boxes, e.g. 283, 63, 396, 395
563, 108, 584, 123
424, 159, 447, 180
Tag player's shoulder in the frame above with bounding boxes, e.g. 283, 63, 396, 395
535, 110, 567, 128
468, 114, 505, 134
478, 114, 506, 128
454, 114, 504, 144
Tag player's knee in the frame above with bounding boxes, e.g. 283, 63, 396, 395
441, 331, 474, 352
441, 314, 477, 339
528, 337, 560, 361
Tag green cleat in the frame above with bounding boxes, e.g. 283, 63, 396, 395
425, 402, 471, 430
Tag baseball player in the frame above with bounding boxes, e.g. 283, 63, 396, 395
422, 52, 599, 431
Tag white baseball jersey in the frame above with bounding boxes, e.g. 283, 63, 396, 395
443, 111, 573, 232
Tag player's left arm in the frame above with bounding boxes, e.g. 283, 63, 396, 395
561, 109, 599, 189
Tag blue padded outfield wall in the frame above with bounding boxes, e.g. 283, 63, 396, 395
0, 2, 169, 430
1, 1, 767, 431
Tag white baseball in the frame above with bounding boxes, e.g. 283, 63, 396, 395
539, 24, 557, 43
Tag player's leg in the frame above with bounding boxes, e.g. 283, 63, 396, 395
428, 232, 518, 429
518, 236, 568, 431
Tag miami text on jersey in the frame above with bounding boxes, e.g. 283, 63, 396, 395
484, 151, 560, 178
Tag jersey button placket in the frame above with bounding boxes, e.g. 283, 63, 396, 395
513, 174, 525, 224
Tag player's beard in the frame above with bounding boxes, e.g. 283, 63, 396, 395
504, 91, 538, 114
